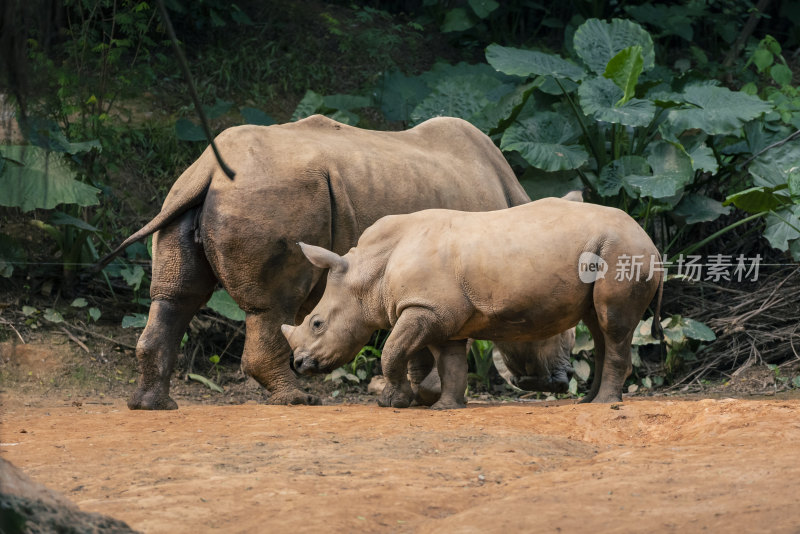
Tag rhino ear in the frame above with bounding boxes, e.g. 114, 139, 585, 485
298, 242, 348, 273
561, 190, 584, 202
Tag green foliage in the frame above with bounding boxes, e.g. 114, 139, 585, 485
0, 234, 26, 278
121, 313, 148, 328
634, 314, 716, 373
188, 373, 224, 393
289, 90, 372, 125
0, 146, 101, 211
401, 16, 800, 262
468, 340, 494, 390
205, 289, 246, 322
326, 330, 386, 384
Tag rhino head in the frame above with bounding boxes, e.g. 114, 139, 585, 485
281, 242, 376, 375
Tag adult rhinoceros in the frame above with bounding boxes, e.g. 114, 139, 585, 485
100, 114, 566, 409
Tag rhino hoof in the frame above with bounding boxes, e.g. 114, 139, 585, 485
267, 389, 321, 406
127, 390, 178, 410
430, 398, 466, 410
378, 385, 412, 408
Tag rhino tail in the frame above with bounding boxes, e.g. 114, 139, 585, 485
91, 156, 215, 273
650, 260, 665, 341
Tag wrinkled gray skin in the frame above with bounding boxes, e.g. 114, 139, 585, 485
98, 114, 574, 409
282, 198, 664, 409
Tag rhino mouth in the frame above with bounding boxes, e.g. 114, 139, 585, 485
513, 366, 574, 394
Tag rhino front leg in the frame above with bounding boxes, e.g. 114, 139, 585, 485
408, 350, 440, 406
428, 341, 468, 410
242, 312, 321, 406
379, 308, 442, 409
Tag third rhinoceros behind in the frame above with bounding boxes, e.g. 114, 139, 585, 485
282, 197, 664, 408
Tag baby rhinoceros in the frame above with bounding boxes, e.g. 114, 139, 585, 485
281, 197, 664, 408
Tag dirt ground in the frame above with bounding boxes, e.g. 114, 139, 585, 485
3, 374, 800, 533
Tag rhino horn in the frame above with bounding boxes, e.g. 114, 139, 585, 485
280, 324, 295, 344
298, 242, 348, 273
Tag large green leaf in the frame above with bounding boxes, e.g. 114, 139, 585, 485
500, 112, 589, 171
441, 7, 473, 32
789, 170, 800, 199
175, 118, 206, 142
517, 167, 584, 201
485, 44, 586, 81
749, 138, 800, 189
597, 156, 650, 197
724, 185, 791, 213
686, 140, 718, 174
323, 94, 372, 110
578, 76, 655, 127
21, 116, 101, 155
206, 289, 246, 321
203, 98, 232, 120
573, 18, 655, 75
377, 70, 431, 122
681, 317, 716, 342
672, 193, 731, 224
240, 107, 275, 126
410, 75, 502, 129
763, 206, 800, 251
0, 146, 101, 212
603, 45, 644, 104
327, 110, 359, 126
50, 211, 100, 232
484, 81, 538, 135
665, 84, 772, 136
625, 141, 694, 198
291, 90, 325, 121
468, 0, 499, 18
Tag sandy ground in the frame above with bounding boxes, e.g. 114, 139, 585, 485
2, 394, 800, 533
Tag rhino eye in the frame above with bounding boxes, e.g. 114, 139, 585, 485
311, 317, 325, 332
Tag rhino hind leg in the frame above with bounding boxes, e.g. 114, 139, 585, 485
579, 312, 605, 404
129, 210, 216, 410
129, 299, 208, 410
428, 341, 468, 410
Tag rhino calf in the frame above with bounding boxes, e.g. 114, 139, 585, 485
282, 197, 663, 408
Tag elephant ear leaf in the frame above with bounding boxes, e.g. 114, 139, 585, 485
665, 84, 772, 136
578, 76, 655, 127
624, 141, 694, 199
291, 90, 325, 121
0, 145, 100, 212
410, 74, 501, 130
206, 289, 246, 322
573, 18, 655, 75
486, 44, 586, 82
603, 45, 644, 104
500, 111, 589, 172
673, 193, 731, 224
597, 155, 650, 197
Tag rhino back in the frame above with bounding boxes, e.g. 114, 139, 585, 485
197, 116, 529, 311
365, 198, 657, 340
